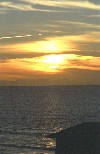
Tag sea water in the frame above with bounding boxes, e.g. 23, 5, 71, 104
0, 86, 100, 154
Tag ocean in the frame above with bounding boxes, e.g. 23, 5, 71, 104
0, 86, 100, 154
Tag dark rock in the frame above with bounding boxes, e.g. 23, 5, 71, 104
48, 122, 100, 154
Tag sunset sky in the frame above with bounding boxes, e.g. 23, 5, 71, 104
0, 0, 100, 86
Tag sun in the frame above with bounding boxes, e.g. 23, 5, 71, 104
43, 55, 65, 64
40, 54, 66, 72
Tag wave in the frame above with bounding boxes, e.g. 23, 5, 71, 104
0, 128, 54, 136
0, 143, 55, 151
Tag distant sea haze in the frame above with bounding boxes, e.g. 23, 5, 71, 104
0, 85, 100, 154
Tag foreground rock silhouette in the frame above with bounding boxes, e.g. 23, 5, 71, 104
48, 122, 100, 154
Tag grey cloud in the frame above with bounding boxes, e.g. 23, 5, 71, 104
69, 59, 100, 68
89, 0, 100, 4
0, 52, 49, 61
61, 51, 100, 57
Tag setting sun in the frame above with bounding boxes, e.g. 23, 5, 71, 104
43, 55, 65, 64
39, 54, 66, 72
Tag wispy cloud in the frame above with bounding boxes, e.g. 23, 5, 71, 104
21, 0, 100, 10
87, 15, 100, 18
52, 20, 100, 30
1, 0, 100, 13
0, 1, 35, 11
0, 1, 67, 12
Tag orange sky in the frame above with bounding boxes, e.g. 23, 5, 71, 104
0, 0, 100, 85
